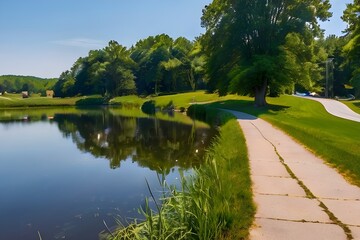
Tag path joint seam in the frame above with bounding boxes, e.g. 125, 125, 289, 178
250, 122, 353, 240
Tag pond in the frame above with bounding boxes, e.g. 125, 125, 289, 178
0, 108, 216, 240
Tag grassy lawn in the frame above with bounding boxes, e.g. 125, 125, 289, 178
209, 95, 360, 186
341, 100, 360, 114
110, 91, 237, 109
0, 93, 85, 108
0, 91, 224, 109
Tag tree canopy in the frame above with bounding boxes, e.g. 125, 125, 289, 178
6, 1, 360, 102
201, 0, 331, 106
53, 35, 207, 98
0, 75, 57, 95
54, 41, 137, 98
342, 0, 360, 97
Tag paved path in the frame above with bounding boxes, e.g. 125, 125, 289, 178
295, 96, 360, 123
227, 110, 360, 240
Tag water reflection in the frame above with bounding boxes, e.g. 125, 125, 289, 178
54, 110, 213, 172
0, 108, 215, 240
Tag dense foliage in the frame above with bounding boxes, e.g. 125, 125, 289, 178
54, 35, 207, 98
317, 35, 353, 97
201, 0, 331, 105
0, 75, 57, 95
3, 0, 360, 102
342, 0, 360, 97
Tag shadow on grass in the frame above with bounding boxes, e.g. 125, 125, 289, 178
187, 99, 290, 128
206, 99, 290, 118
354, 102, 360, 108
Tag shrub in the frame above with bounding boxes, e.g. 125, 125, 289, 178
141, 100, 156, 115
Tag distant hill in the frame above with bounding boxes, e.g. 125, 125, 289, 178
0, 75, 58, 95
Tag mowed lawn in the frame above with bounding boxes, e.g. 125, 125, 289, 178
0, 93, 83, 108
342, 100, 360, 115
209, 95, 360, 186
110, 91, 240, 109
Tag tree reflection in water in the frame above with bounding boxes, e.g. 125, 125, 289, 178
54, 109, 215, 173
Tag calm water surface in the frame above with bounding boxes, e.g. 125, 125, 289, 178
0, 108, 215, 240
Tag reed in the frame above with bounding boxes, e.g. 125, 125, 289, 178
106, 110, 254, 240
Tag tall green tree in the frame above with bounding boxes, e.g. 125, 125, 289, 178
53, 70, 76, 97
342, 0, 360, 97
130, 35, 206, 95
319, 35, 352, 97
54, 35, 206, 97
103, 40, 137, 96
131, 34, 174, 95
54, 41, 136, 97
201, 0, 331, 106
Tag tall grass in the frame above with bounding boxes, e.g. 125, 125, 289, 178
105, 110, 254, 240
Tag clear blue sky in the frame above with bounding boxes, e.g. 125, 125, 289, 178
0, 0, 353, 78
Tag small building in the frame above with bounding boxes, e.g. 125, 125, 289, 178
22, 91, 29, 98
46, 90, 55, 98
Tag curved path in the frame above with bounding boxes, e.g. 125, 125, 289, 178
295, 96, 360, 123
226, 110, 360, 240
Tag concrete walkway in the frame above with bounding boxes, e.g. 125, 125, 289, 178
227, 110, 360, 240
295, 96, 360, 123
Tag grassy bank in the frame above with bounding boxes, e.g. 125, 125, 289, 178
106, 109, 254, 240
0, 93, 86, 108
210, 95, 360, 186
0, 91, 229, 109
341, 100, 360, 114
110, 91, 238, 110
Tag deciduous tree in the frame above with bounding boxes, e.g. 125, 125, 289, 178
342, 0, 360, 97
201, 0, 331, 106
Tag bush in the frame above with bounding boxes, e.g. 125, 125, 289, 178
141, 100, 156, 115
75, 96, 108, 106
187, 104, 207, 121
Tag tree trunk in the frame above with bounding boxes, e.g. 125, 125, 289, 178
254, 79, 268, 107
187, 69, 196, 91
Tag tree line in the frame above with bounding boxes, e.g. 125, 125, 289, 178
0, 75, 57, 95
200, 0, 360, 105
53, 35, 207, 98
3, 0, 359, 106
54, 0, 360, 105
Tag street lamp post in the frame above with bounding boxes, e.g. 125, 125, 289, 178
325, 58, 334, 98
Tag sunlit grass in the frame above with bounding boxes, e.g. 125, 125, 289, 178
0, 91, 243, 110
0, 93, 85, 108
110, 91, 242, 110
110, 95, 146, 108
341, 100, 360, 114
